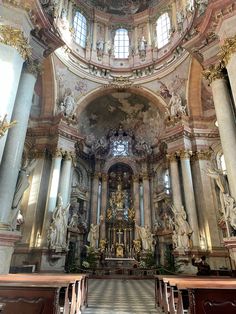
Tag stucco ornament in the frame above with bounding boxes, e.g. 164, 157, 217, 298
168, 91, 187, 117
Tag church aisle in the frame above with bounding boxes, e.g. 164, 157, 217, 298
82, 279, 161, 314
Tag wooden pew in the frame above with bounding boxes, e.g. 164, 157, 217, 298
0, 277, 71, 314
0, 273, 88, 314
8, 273, 88, 314
155, 275, 233, 314
176, 279, 236, 314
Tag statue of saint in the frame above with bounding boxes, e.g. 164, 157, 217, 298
135, 224, 154, 251
61, 89, 75, 116
171, 205, 193, 250
11, 159, 38, 229
133, 239, 141, 253
169, 92, 186, 116
87, 223, 99, 248
223, 193, 236, 230
68, 212, 79, 229
48, 193, 70, 251
115, 183, 125, 209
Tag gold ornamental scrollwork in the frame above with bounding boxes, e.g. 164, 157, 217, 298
0, 114, 16, 138
0, 25, 31, 60
166, 153, 177, 162
24, 59, 42, 77
105, 76, 133, 89
202, 63, 225, 85
52, 147, 64, 158
220, 35, 236, 66
192, 149, 212, 161
176, 150, 192, 159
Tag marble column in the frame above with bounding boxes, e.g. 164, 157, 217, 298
0, 61, 38, 229
58, 151, 73, 206
67, 0, 74, 29
220, 35, 236, 107
133, 175, 140, 225
179, 150, 200, 247
167, 153, 182, 210
143, 173, 151, 227
91, 172, 100, 225
146, 18, 151, 46
41, 149, 63, 247
204, 64, 236, 201
191, 150, 222, 250
100, 174, 108, 239
0, 25, 30, 162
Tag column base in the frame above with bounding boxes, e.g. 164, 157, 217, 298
0, 230, 21, 274
223, 237, 236, 270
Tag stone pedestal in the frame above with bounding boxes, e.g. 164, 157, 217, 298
0, 230, 21, 274
173, 250, 197, 274
223, 237, 236, 270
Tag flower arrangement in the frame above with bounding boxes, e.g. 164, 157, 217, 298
139, 260, 147, 269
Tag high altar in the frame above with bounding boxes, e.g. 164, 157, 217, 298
105, 178, 136, 258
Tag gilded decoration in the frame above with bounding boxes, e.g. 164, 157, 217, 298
202, 63, 225, 85
52, 148, 64, 158
24, 59, 42, 77
192, 150, 212, 161
166, 153, 177, 162
220, 35, 236, 66
0, 25, 31, 60
106, 76, 133, 89
177, 150, 192, 159
0, 114, 17, 138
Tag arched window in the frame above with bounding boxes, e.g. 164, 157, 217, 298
156, 12, 171, 48
73, 12, 87, 48
114, 28, 129, 58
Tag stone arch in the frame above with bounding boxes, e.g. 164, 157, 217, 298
75, 85, 168, 118
103, 157, 138, 175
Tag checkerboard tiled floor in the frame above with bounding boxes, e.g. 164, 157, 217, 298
83, 279, 162, 313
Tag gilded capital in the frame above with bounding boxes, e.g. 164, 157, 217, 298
132, 175, 139, 182
192, 149, 212, 161
166, 153, 177, 162
220, 35, 236, 66
202, 63, 225, 85
24, 59, 41, 77
64, 151, 73, 161
0, 25, 31, 60
177, 150, 192, 159
102, 173, 108, 182
52, 148, 63, 158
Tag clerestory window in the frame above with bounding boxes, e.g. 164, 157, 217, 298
114, 28, 129, 59
156, 12, 171, 49
73, 12, 87, 48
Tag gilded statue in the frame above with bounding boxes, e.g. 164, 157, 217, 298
133, 239, 141, 253
106, 208, 112, 220
128, 207, 135, 221
109, 182, 125, 209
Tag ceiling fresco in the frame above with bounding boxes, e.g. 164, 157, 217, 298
83, 0, 158, 15
78, 92, 164, 147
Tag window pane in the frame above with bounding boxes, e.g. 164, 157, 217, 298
114, 28, 129, 59
156, 13, 171, 49
73, 12, 87, 48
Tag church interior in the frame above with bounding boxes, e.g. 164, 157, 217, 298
1, 0, 236, 313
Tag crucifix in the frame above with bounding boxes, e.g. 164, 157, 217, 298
117, 229, 123, 244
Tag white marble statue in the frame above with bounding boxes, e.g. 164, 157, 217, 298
223, 193, 236, 230
68, 212, 79, 229
207, 167, 228, 214
196, 0, 208, 16
87, 223, 99, 248
96, 38, 104, 58
138, 36, 147, 59
136, 224, 154, 251
61, 90, 75, 116
10, 159, 38, 230
171, 205, 193, 250
48, 193, 70, 251
169, 92, 186, 117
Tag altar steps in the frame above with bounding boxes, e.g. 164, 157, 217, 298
83, 279, 162, 313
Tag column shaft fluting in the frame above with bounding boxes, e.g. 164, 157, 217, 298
180, 152, 200, 247
0, 68, 37, 227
